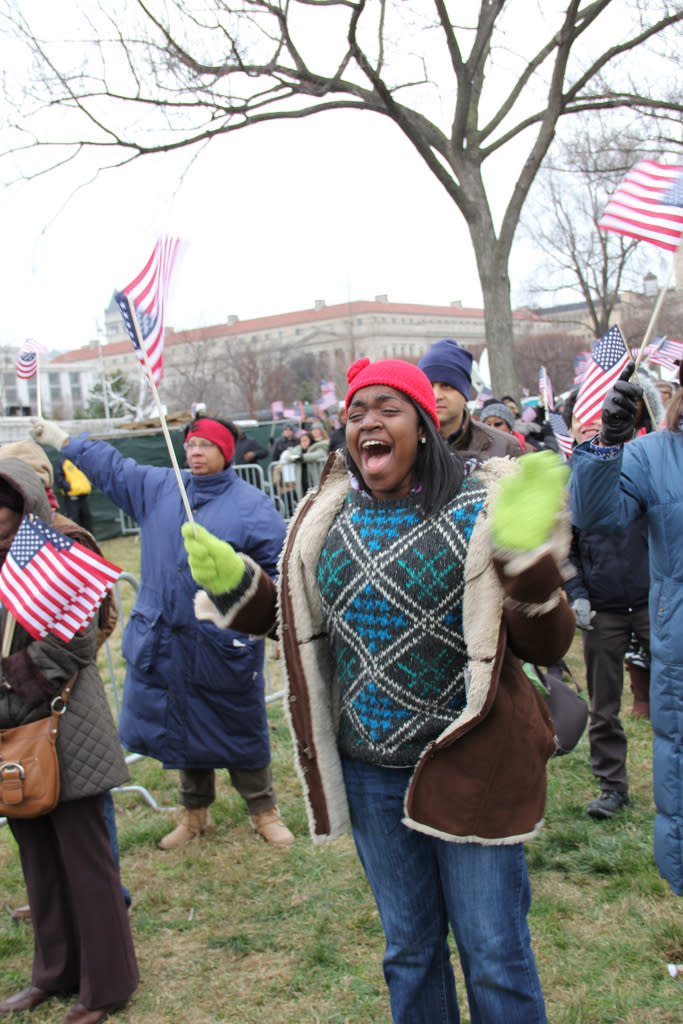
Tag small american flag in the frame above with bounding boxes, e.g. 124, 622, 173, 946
114, 237, 184, 385
547, 411, 573, 460
647, 337, 683, 375
573, 325, 629, 426
15, 339, 48, 380
0, 516, 121, 642
599, 161, 683, 253
539, 366, 554, 411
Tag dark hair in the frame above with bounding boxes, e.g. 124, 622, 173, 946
562, 389, 579, 429
183, 415, 239, 443
344, 396, 464, 516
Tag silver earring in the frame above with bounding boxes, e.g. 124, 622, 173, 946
419, 436, 426, 445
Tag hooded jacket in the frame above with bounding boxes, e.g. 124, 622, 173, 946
0, 458, 128, 802
194, 452, 575, 845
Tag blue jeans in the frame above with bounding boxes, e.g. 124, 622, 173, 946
342, 758, 547, 1024
103, 790, 132, 909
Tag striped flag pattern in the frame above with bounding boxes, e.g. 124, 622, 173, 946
599, 161, 683, 253
0, 516, 121, 642
15, 338, 48, 380
548, 411, 574, 460
647, 337, 683, 374
573, 325, 630, 426
114, 237, 183, 385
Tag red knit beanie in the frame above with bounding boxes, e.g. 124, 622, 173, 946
185, 418, 235, 466
345, 358, 439, 429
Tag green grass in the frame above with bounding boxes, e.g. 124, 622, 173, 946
1, 536, 681, 1022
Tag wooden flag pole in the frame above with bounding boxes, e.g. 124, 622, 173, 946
127, 303, 196, 532
632, 261, 675, 374
630, 261, 674, 430
2, 611, 16, 658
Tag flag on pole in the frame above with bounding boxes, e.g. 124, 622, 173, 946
0, 516, 121, 642
647, 337, 683, 375
538, 366, 554, 411
15, 339, 48, 380
573, 325, 630, 426
114, 236, 183, 385
598, 161, 683, 252
547, 411, 574, 460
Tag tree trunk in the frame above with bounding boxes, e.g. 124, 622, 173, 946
469, 227, 520, 400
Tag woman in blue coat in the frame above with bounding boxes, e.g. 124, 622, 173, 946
31, 415, 293, 850
570, 367, 683, 895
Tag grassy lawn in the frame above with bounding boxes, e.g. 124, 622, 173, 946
1, 534, 681, 1023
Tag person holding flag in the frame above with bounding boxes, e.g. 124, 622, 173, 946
0, 458, 138, 1024
30, 413, 294, 851
570, 362, 683, 897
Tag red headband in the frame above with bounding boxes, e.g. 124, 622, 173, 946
185, 419, 235, 466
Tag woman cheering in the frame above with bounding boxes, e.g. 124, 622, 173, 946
182, 358, 575, 1024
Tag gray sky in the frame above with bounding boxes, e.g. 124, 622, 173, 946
0, 107, 487, 353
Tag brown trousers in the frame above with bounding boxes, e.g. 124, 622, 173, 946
9, 794, 139, 1010
178, 764, 276, 814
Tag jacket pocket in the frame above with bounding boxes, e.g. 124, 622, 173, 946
193, 630, 262, 696
121, 606, 162, 672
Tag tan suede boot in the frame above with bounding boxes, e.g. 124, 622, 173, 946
249, 806, 294, 847
627, 663, 650, 719
159, 808, 213, 850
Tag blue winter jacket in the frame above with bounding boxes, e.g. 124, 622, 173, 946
570, 431, 683, 896
63, 434, 286, 771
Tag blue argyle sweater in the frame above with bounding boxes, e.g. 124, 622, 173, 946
317, 477, 487, 767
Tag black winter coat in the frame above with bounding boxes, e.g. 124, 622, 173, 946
565, 517, 649, 612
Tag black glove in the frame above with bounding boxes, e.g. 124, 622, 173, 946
600, 363, 643, 445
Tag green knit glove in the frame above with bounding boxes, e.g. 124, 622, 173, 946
181, 522, 246, 594
490, 450, 569, 551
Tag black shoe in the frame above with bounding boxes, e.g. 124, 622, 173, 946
587, 790, 630, 819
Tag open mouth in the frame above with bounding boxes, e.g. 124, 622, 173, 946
360, 438, 392, 472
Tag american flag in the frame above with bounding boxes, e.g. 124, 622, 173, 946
114, 236, 183, 385
15, 338, 48, 380
599, 161, 683, 253
573, 325, 630, 426
647, 336, 683, 375
547, 411, 574, 460
0, 516, 121, 642
539, 366, 554, 411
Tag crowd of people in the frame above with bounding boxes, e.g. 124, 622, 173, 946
1, 336, 679, 1024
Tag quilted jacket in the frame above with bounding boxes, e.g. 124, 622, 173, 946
0, 458, 128, 803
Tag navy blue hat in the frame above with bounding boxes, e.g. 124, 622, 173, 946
417, 338, 473, 399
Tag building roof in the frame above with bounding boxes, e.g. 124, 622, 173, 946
49, 297, 539, 365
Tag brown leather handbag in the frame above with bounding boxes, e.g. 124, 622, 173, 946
0, 678, 74, 819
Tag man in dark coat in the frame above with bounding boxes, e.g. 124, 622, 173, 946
418, 338, 522, 462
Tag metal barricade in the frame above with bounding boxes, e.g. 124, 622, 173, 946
233, 462, 266, 492
267, 460, 300, 520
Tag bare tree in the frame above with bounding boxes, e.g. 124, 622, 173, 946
1, 0, 681, 394
519, 123, 670, 336
514, 331, 589, 395
163, 333, 234, 411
